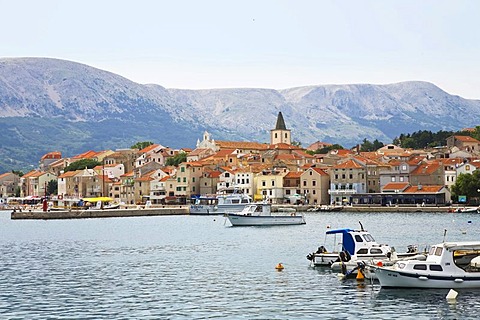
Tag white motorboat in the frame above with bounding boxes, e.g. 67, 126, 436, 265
372, 241, 480, 288
189, 195, 218, 215
216, 188, 253, 214
306, 223, 419, 267
225, 203, 306, 226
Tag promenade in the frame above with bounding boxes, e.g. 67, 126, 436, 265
10, 206, 189, 220
9, 204, 461, 220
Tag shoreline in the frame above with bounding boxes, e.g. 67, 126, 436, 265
7, 204, 468, 220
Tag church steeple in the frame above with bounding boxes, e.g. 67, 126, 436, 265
270, 112, 291, 145
275, 111, 287, 130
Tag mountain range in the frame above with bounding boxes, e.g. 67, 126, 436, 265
1, 57, 480, 172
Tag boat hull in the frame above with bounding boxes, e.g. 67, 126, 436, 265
374, 267, 480, 289
189, 205, 218, 215
226, 214, 306, 226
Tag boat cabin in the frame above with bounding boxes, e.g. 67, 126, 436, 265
324, 228, 391, 256
239, 203, 272, 216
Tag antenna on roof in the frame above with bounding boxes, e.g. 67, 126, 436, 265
359, 221, 364, 231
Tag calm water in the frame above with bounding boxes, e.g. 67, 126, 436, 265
1, 209, 479, 319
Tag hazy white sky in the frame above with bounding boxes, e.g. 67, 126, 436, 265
2, 0, 479, 98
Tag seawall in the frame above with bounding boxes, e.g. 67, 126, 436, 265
11, 206, 189, 220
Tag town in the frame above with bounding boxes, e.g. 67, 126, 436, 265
1, 112, 479, 209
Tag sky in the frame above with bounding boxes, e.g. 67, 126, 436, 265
2, 0, 480, 98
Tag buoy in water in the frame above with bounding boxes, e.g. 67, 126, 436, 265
446, 289, 458, 300
356, 270, 365, 281
275, 263, 284, 271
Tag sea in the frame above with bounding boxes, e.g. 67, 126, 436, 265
1, 209, 479, 319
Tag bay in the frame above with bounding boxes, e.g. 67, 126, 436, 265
0, 210, 479, 319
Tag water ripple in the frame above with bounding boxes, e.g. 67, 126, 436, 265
1, 211, 479, 319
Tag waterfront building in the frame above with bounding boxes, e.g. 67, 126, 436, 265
0, 172, 20, 198
329, 159, 367, 204
300, 167, 330, 205
255, 168, 288, 204
199, 170, 221, 195
409, 161, 445, 187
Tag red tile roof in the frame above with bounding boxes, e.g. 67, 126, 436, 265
382, 182, 410, 191
404, 185, 444, 193
333, 159, 363, 169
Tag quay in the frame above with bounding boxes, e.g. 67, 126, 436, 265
9, 204, 457, 220
272, 204, 453, 213
11, 206, 189, 220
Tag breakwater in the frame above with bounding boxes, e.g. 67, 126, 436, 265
11, 206, 189, 220
10, 204, 456, 220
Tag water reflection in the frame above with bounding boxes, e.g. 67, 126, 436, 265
0, 210, 479, 319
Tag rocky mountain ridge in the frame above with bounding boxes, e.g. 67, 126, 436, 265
1, 57, 479, 171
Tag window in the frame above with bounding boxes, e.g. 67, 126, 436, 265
192, 177, 195, 182
309, 171, 312, 175
349, 174, 353, 179
391, 176, 396, 182
262, 181, 266, 187
413, 264, 427, 270
275, 133, 278, 138
429, 265, 443, 271
271, 180, 275, 187
312, 180, 316, 186
335, 174, 338, 179
342, 174, 345, 179
285, 133, 287, 139
370, 248, 383, 254
354, 235, 363, 242
356, 249, 368, 254
183, 177, 186, 183
181, 167, 185, 172
402, 165, 407, 171
303, 181, 307, 187
434, 247, 443, 256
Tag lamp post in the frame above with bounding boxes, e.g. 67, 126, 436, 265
102, 158, 105, 198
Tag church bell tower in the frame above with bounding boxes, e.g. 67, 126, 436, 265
270, 111, 291, 145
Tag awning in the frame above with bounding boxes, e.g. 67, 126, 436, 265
82, 197, 113, 202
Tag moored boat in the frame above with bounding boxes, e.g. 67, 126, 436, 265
372, 241, 480, 288
216, 188, 252, 214
225, 203, 306, 226
189, 195, 218, 215
306, 223, 420, 267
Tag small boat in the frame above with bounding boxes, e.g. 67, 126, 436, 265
82, 197, 120, 210
308, 205, 344, 212
372, 241, 480, 288
452, 207, 479, 213
189, 195, 218, 215
306, 222, 419, 267
216, 188, 253, 214
225, 203, 306, 226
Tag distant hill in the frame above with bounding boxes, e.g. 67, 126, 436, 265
1, 57, 480, 172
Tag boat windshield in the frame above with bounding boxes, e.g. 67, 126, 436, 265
363, 234, 375, 242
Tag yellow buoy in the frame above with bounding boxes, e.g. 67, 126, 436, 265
275, 263, 284, 271
356, 270, 365, 281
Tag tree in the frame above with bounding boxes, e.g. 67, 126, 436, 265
64, 159, 101, 172
47, 180, 58, 196
291, 140, 302, 147
166, 152, 187, 166
12, 170, 24, 177
312, 144, 344, 154
131, 141, 154, 150
450, 171, 480, 203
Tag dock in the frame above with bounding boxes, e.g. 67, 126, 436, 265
11, 206, 189, 220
